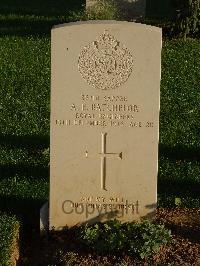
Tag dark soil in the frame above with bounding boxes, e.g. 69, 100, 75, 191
19, 208, 200, 266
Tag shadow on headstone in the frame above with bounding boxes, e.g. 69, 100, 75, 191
80, 210, 121, 226
142, 203, 157, 219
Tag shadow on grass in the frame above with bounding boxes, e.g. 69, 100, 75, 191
159, 144, 200, 161
0, 0, 85, 36
0, 0, 85, 16
0, 134, 49, 149
158, 178, 200, 198
0, 15, 83, 36
0, 195, 43, 228
146, 0, 176, 20
0, 195, 46, 265
0, 134, 49, 221
158, 144, 200, 205
0, 17, 65, 37
0, 164, 49, 180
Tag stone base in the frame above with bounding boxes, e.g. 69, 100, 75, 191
40, 201, 49, 233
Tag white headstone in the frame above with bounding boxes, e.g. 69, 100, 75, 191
50, 21, 162, 229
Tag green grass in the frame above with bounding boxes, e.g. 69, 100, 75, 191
0, 37, 50, 233
0, 1, 199, 263
159, 39, 200, 207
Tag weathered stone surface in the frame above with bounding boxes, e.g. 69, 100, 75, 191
50, 21, 162, 229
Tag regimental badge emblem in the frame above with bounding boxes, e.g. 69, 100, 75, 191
78, 30, 134, 90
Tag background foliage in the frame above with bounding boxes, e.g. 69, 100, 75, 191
173, 0, 200, 38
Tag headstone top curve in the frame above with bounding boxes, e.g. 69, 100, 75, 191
51, 20, 162, 33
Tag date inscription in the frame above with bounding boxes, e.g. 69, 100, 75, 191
55, 94, 155, 129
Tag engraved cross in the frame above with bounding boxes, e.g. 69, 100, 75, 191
85, 132, 122, 190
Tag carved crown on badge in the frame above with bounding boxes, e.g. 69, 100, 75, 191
78, 30, 134, 90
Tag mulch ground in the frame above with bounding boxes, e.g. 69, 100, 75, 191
19, 208, 200, 266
